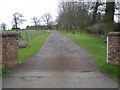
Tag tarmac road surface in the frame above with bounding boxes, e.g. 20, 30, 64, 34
2, 31, 118, 88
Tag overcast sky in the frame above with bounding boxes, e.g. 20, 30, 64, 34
0, 0, 60, 29
0, 0, 119, 29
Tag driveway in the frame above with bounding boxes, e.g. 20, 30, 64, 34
2, 31, 118, 88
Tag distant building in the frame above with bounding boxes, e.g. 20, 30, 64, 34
26, 25, 47, 30
12, 24, 20, 30
26, 25, 57, 30
12, 27, 20, 30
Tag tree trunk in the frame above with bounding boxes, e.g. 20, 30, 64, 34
92, 2, 99, 24
104, 1, 115, 37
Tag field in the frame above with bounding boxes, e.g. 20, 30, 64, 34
60, 31, 119, 81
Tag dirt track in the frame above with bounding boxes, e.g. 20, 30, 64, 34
2, 31, 118, 88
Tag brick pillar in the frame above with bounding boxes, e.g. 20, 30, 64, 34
0, 34, 2, 69
0, 32, 19, 69
107, 32, 120, 65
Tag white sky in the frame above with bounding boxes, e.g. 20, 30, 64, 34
0, 0, 60, 29
0, 0, 119, 29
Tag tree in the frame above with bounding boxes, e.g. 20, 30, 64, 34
12, 12, 26, 29
57, 0, 117, 35
41, 12, 52, 29
0, 23, 7, 30
92, 2, 100, 24
104, 1, 115, 36
31, 16, 40, 26
57, 0, 92, 33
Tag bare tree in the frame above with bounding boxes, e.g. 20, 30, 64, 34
104, 1, 115, 36
0, 23, 7, 30
57, 0, 92, 33
31, 16, 40, 26
41, 12, 52, 29
12, 12, 26, 29
92, 2, 100, 24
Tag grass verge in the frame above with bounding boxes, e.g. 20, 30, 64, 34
18, 32, 50, 63
2, 32, 50, 77
60, 31, 119, 81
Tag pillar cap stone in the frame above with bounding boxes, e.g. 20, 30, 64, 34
108, 32, 120, 36
0, 32, 18, 37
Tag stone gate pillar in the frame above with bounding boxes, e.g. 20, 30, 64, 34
107, 32, 120, 65
0, 32, 19, 69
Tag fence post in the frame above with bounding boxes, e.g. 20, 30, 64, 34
31, 31, 33, 40
26, 31, 28, 42
18, 32, 20, 41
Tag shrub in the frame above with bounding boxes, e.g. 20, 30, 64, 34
91, 23, 104, 35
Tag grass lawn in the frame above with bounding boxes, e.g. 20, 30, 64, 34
2, 32, 50, 77
60, 31, 119, 81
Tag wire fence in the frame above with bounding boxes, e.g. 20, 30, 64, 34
18, 30, 46, 42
